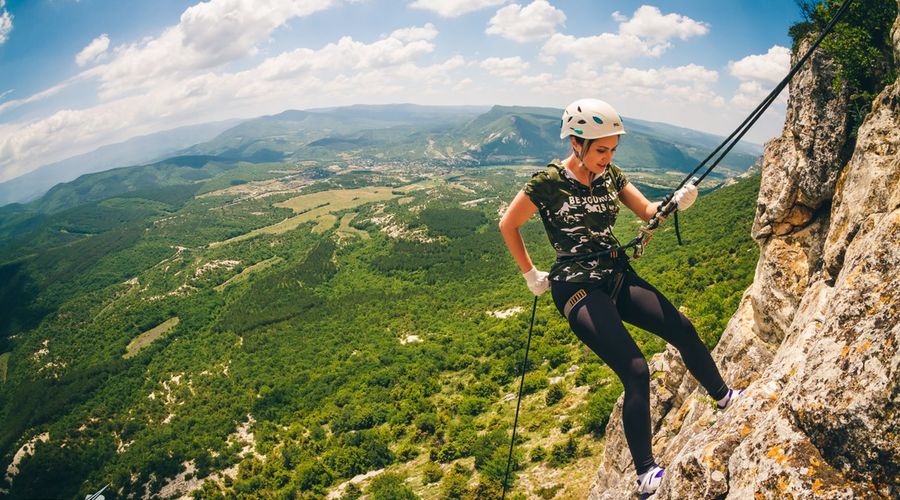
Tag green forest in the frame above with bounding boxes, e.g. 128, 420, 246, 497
0, 150, 761, 499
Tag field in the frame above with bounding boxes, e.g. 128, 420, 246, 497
123, 317, 181, 359
214, 256, 284, 292
210, 186, 397, 246
0, 352, 8, 382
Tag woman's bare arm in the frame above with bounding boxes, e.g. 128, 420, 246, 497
499, 190, 540, 273
618, 183, 661, 222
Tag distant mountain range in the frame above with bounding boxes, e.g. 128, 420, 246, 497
183, 104, 763, 171
0, 119, 243, 207
0, 104, 763, 212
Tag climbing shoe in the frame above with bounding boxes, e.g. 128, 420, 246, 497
637, 465, 664, 499
716, 388, 746, 410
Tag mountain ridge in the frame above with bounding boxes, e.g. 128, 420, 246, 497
0, 119, 244, 207
0, 104, 762, 220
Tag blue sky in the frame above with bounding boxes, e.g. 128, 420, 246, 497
0, 0, 805, 182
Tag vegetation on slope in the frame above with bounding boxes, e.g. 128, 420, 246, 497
0, 156, 760, 498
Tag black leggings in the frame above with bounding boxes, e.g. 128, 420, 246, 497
550, 269, 729, 475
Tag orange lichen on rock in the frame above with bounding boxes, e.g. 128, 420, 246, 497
766, 445, 791, 465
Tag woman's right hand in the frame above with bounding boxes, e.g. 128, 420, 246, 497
523, 266, 550, 295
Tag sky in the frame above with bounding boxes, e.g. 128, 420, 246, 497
0, 0, 806, 183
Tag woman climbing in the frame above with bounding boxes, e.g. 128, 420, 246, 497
498, 98, 744, 498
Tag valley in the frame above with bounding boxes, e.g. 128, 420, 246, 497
0, 105, 762, 498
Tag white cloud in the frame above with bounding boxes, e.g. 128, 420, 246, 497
3, 1, 340, 112
0, 0, 12, 45
539, 6, 707, 65
177, 0, 336, 57
409, 0, 506, 17
0, 1, 790, 179
618, 5, 709, 42
729, 45, 790, 109
731, 81, 767, 109
480, 56, 529, 78
729, 45, 790, 84
480, 58, 722, 110
0, 25, 466, 181
486, 1, 565, 43
541, 32, 661, 64
516, 72, 554, 88
390, 23, 438, 42
251, 25, 437, 78
619, 63, 718, 87
453, 78, 474, 92
0, 79, 78, 115
80, 0, 339, 98
75, 34, 111, 66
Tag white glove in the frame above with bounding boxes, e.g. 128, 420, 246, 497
522, 266, 550, 296
673, 184, 698, 211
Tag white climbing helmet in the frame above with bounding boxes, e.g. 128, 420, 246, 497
559, 98, 626, 140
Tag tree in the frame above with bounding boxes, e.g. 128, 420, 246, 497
422, 462, 443, 484
367, 473, 417, 500
292, 460, 332, 492
440, 471, 470, 500
545, 384, 565, 406
530, 445, 547, 463
414, 412, 438, 435
549, 436, 579, 468
582, 381, 624, 436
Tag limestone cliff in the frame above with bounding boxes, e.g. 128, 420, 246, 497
589, 6, 899, 499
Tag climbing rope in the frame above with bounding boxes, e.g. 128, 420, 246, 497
502, 295, 538, 500
627, 0, 856, 257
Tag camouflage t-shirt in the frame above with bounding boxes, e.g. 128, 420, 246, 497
524, 161, 629, 282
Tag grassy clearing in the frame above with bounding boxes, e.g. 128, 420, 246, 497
312, 213, 338, 234
197, 162, 288, 194
124, 317, 180, 359
478, 164, 543, 175
211, 187, 396, 246
336, 213, 369, 240
275, 187, 397, 213
448, 182, 476, 194
395, 178, 442, 193
0, 352, 9, 383
214, 256, 283, 292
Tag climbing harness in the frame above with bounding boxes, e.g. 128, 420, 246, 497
501, 1, 855, 494
555, 246, 633, 303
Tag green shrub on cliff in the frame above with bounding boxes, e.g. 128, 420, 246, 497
790, 0, 898, 135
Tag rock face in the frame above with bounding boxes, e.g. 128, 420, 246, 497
589, 8, 900, 500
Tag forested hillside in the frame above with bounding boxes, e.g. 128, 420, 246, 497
0, 152, 759, 498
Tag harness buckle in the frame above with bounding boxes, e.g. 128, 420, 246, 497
563, 288, 588, 319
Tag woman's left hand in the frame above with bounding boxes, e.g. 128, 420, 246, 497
673, 184, 698, 211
